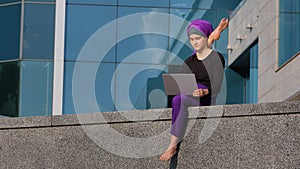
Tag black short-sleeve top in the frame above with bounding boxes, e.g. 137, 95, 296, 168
180, 50, 225, 95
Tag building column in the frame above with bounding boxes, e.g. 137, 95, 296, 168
52, 0, 66, 115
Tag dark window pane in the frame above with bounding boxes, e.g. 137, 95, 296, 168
23, 3, 55, 59
225, 68, 244, 104
19, 61, 53, 116
216, 0, 242, 10
0, 0, 20, 4
0, 4, 21, 61
0, 61, 20, 117
227, 42, 258, 104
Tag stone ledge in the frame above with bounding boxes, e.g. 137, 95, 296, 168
51, 101, 300, 127
0, 101, 299, 129
51, 108, 171, 126
189, 101, 300, 118
0, 101, 299, 169
0, 116, 51, 129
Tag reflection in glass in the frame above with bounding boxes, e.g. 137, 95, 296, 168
118, 6, 169, 19
115, 63, 168, 111
63, 61, 115, 114
170, 8, 217, 34
216, 0, 242, 10
168, 38, 193, 65
19, 61, 53, 116
119, 0, 168, 7
171, 0, 218, 9
117, 34, 169, 64
171, 0, 241, 9
65, 5, 117, 62
0, 0, 20, 4
0, 4, 21, 61
0, 62, 19, 117
67, 0, 116, 5
23, 4, 55, 59
117, 7, 169, 64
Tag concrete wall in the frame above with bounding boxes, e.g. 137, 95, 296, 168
228, 0, 300, 102
0, 101, 299, 169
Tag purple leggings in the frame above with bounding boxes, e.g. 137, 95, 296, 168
170, 83, 211, 138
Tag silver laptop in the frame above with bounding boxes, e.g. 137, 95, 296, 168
162, 74, 197, 95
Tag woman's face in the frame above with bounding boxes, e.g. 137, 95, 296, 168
189, 34, 208, 51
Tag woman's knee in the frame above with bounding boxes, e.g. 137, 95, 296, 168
172, 94, 189, 106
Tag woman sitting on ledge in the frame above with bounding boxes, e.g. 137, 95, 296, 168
159, 18, 226, 161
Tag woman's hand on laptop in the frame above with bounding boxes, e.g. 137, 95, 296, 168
193, 89, 209, 97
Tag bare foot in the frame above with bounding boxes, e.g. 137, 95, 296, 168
210, 18, 228, 40
159, 147, 177, 161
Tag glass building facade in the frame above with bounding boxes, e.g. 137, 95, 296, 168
0, 1, 55, 117
1, 0, 242, 117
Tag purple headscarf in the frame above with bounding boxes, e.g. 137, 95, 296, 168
187, 19, 213, 38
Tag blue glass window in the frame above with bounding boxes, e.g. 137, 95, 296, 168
63, 61, 115, 114
23, 3, 55, 59
19, 61, 53, 116
279, 0, 300, 66
117, 34, 169, 64
280, 0, 300, 12
119, 0, 169, 7
0, 61, 20, 117
117, 7, 169, 64
0, 4, 21, 61
25, 0, 55, 2
67, 0, 116, 5
114, 63, 167, 111
168, 37, 193, 65
0, 0, 20, 4
216, 0, 242, 10
65, 5, 117, 62
171, 0, 241, 9
171, 0, 218, 9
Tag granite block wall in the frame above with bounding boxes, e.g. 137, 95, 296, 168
0, 101, 299, 169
